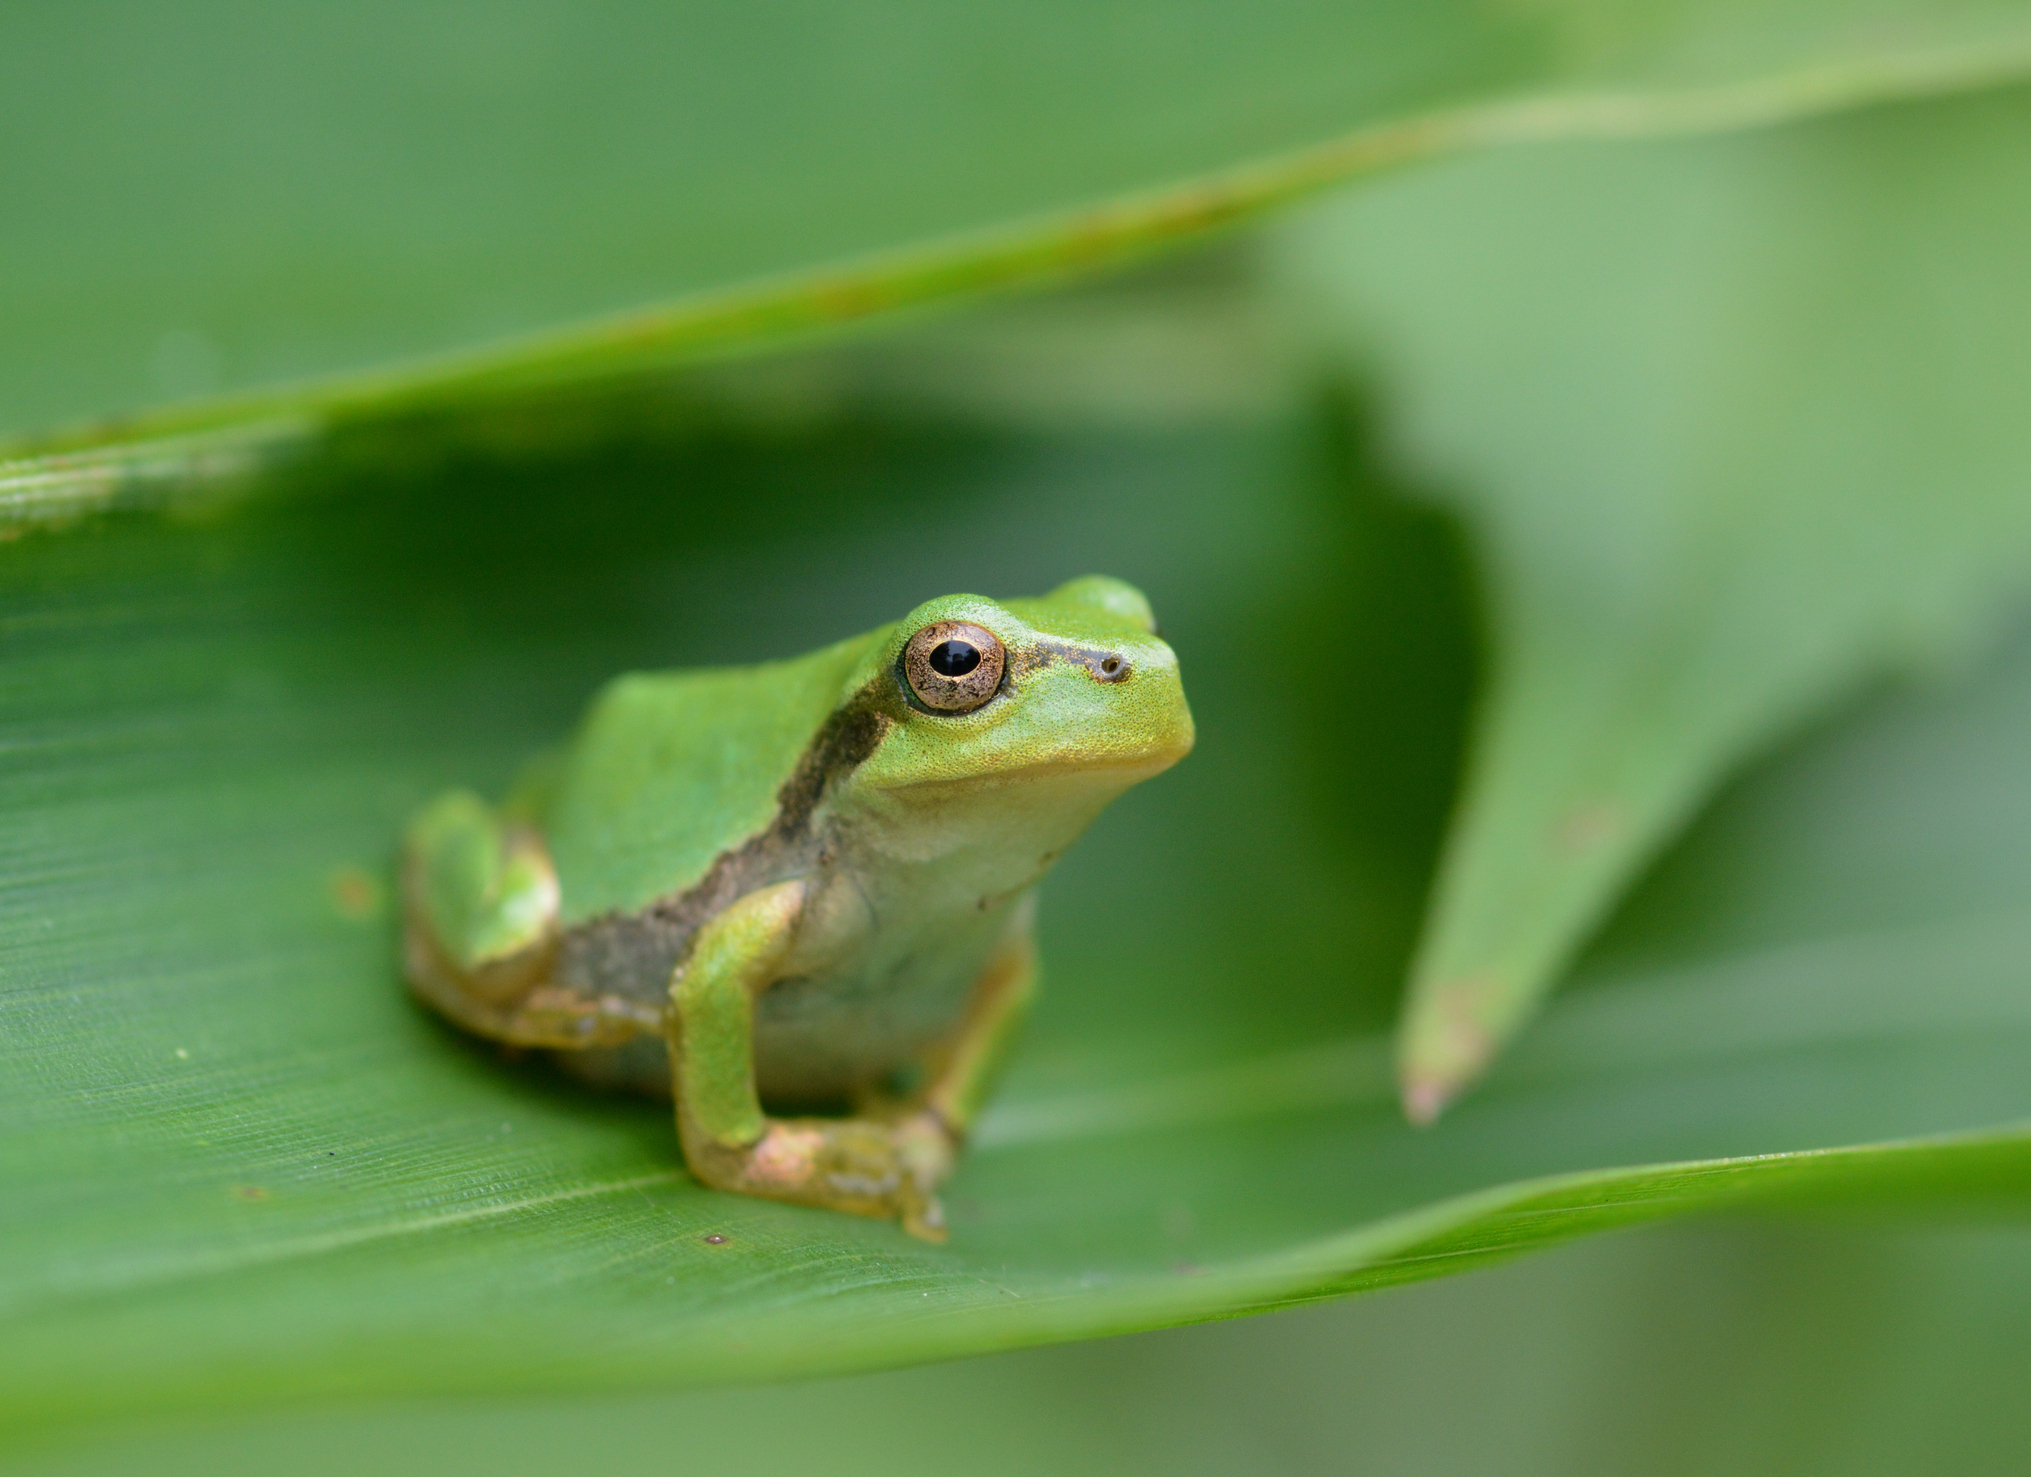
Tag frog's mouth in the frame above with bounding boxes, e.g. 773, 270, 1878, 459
886, 741, 1193, 795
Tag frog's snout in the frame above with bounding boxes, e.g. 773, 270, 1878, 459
1109, 638, 1194, 773
1031, 638, 1135, 686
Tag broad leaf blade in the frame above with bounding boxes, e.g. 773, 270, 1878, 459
1280, 80, 2031, 1115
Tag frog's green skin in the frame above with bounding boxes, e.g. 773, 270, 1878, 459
401, 576, 1193, 1239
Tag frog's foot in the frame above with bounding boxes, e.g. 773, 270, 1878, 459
686, 1109, 958, 1242
402, 791, 659, 1050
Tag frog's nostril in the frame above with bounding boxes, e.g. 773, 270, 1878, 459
1098, 655, 1125, 680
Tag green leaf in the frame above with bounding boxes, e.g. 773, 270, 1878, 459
8, 275, 2031, 1440
12, 1, 2031, 479
14, 1224, 2031, 1477
1279, 78, 2031, 1116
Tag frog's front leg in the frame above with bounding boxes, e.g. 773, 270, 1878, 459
668, 880, 958, 1240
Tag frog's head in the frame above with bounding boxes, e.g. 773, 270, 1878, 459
841, 577, 1193, 845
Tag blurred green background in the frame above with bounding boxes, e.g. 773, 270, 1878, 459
11, 4, 2031, 1472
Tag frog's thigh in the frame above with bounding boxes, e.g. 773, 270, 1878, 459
921, 896, 1039, 1137
667, 880, 956, 1242
403, 792, 648, 1048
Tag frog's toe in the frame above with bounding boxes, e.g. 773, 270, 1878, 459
899, 1194, 948, 1244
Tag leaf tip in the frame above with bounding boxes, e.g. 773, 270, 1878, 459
1400, 1074, 1453, 1126
1397, 971, 1504, 1124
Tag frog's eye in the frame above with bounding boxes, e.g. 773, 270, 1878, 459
902, 621, 1005, 713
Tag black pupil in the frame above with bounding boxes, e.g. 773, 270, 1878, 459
928, 639, 982, 678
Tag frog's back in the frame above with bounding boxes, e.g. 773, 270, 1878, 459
540, 628, 883, 928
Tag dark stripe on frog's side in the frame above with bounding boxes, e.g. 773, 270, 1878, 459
552, 685, 892, 1013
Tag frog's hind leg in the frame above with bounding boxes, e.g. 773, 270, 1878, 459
668, 884, 1037, 1242
401, 790, 656, 1050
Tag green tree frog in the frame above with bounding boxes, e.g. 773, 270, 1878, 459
401, 577, 1193, 1239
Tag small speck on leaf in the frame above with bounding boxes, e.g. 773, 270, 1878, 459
1556, 800, 1625, 853
233, 1185, 269, 1202
701, 1233, 729, 1246
328, 865, 384, 921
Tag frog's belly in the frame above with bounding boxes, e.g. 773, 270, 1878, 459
747, 893, 1015, 1102
751, 960, 978, 1104
558, 940, 989, 1105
